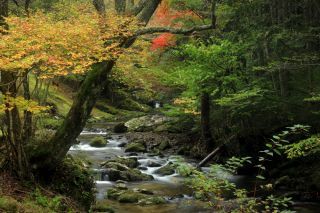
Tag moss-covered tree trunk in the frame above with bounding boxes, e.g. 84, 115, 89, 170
115, 0, 126, 14
34, 0, 162, 170
200, 92, 214, 150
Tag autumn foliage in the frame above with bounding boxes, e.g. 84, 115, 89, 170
150, 0, 198, 51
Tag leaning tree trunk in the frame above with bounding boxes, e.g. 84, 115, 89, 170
200, 91, 214, 150
33, 0, 162, 170
115, 0, 126, 14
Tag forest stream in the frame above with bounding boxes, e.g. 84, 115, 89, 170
68, 123, 320, 213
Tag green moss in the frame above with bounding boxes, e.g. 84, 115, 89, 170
90, 136, 107, 147
124, 143, 146, 153
0, 196, 19, 213
50, 156, 95, 210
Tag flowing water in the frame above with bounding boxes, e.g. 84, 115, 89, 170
68, 124, 320, 213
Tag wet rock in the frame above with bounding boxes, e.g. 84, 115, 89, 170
138, 196, 166, 205
139, 189, 154, 195
118, 191, 144, 203
92, 202, 115, 213
158, 140, 171, 150
102, 157, 139, 168
115, 183, 128, 190
118, 142, 127, 147
127, 152, 138, 156
125, 142, 146, 153
120, 169, 154, 181
107, 168, 121, 181
125, 115, 173, 132
168, 194, 184, 200
105, 162, 129, 171
138, 166, 148, 171
114, 123, 128, 133
115, 180, 127, 184
147, 160, 162, 167
154, 164, 175, 176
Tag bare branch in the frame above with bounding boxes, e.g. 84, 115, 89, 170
134, 24, 214, 37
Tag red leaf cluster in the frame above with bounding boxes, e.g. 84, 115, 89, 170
150, 0, 198, 51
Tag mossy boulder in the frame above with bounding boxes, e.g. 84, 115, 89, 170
125, 143, 146, 153
0, 196, 19, 213
106, 187, 166, 205
120, 169, 154, 181
103, 158, 153, 181
49, 156, 95, 211
101, 157, 139, 168
91, 202, 115, 213
154, 163, 175, 176
138, 196, 166, 205
118, 191, 144, 203
90, 136, 107, 147
158, 140, 171, 150
124, 115, 172, 132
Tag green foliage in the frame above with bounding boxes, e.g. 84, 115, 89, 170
285, 134, 320, 159
33, 188, 63, 211
0, 196, 19, 213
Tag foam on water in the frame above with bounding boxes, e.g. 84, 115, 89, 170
70, 143, 121, 151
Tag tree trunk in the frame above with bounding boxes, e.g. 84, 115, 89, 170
34, 0, 162, 170
115, 0, 126, 14
200, 92, 214, 150
23, 73, 33, 142
127, 0, 134, 9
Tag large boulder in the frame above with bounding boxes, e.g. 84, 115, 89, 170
90, 136, 108, 147
125, 142, 146, 153
124, 115, 173, 132
106, 187, 167, 205
154, 163, 175, 176
101, 157, 139, 168
102, 159, 153, 182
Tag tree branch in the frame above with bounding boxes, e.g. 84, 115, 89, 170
130, 0, 148, 16
134, 24, 214, 37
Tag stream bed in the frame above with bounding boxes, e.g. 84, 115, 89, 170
68, 124, 320, 213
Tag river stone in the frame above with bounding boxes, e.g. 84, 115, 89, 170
138, 166, 148, 171
154, 164, 175, 176
106, 188, 123, 200
124, 115, 173, 132
125, 142, 146, 153
102, 157, 139, 168
115, 183, 128, 190
120, 169, 154, 181
158, 140, 171, 150
118, 142, 127, 147
107, 168, 122, 181
117, 191, 145, 203
139, 189, 154, 195
105, 162, 129, 171
147, 160, 162, 167
138, 196, 166, 205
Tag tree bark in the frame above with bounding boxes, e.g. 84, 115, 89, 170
115, 0, 126, 14
34, 0, 162, 170
127, 0, 134, 10
200, 92, 214, 150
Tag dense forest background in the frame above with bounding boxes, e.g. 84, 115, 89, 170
0, 0, 319, 212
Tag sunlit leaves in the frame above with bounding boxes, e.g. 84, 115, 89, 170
0, 4, 139, 78
0, 94, 49, 114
